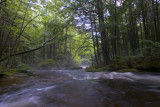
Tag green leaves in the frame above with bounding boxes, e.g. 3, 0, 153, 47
0, 0, 94, 67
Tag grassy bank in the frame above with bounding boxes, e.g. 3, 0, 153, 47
85, 57, 160, 72
0, 64, 34, 78
86, 41, 160, 73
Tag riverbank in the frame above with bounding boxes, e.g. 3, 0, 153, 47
85, 66, 140, 72
85, 61, 160, 73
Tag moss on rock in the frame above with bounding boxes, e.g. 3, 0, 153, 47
118, 69, 139, 72
38, 59, 57, 68
85, 66, 110, 72
2, 68, 20, 76
70, 65, 82, 69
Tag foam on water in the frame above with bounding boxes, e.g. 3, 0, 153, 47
0, 96, 40, 107
0, 85, 57, 107
36, 85, 56, 91
53, 69, 160, 85
0, 69, 160, 107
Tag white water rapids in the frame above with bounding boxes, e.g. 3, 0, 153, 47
0, 68, 160, 107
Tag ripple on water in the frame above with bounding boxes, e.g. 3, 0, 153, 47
0, 69, 160, 107
58, 70, 160, 84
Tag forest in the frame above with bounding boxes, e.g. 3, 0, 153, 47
0, 0, 160, 106
0, 0, 160, 74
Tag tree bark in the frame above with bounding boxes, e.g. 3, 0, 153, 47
89, 12, 98, 65
96, 0, 110, 65
140, 0, 149, 40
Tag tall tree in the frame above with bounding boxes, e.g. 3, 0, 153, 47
96, 0, 110, 65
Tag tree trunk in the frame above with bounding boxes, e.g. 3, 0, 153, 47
96, 0, 110, 65
90, 13, 98, 65
140, 0, 149, 40
156, 0, 160, 41
114, 0, 117, 57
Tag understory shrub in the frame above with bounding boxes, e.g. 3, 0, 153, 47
134, 41, 160, 71
38, 59, 57, 68
0, 65, 19, 76
16, 64, 34, 75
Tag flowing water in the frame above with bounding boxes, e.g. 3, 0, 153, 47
0, 68, 160, 107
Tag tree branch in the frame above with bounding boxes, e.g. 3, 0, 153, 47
72, 40, 87, 61
0, 21, 71, 62
21, 14, 44, 34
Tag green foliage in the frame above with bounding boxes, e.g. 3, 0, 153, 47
16, 64, 34, 75
74, 56, 82, 64
136, 61, 160, 71
138, 41, 160, 61
0, 66, 20, 76
0, 0, 159, 75
110, 57, 128, 70
0, 0, 93, 69
111, 41, 160, 72
85, 66, 110, 72
123, 56, 137, 68
85, 67, 98, 72
2, 69, 19, 76
134, 41, 160, 71
107, 41, 160, 72
38, 59, 57, 68
70, 65, 82, 69
118, 69, 139, 72
17, 64, 33, 71
81, 58, 91, 65
56, 54, 66, 60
